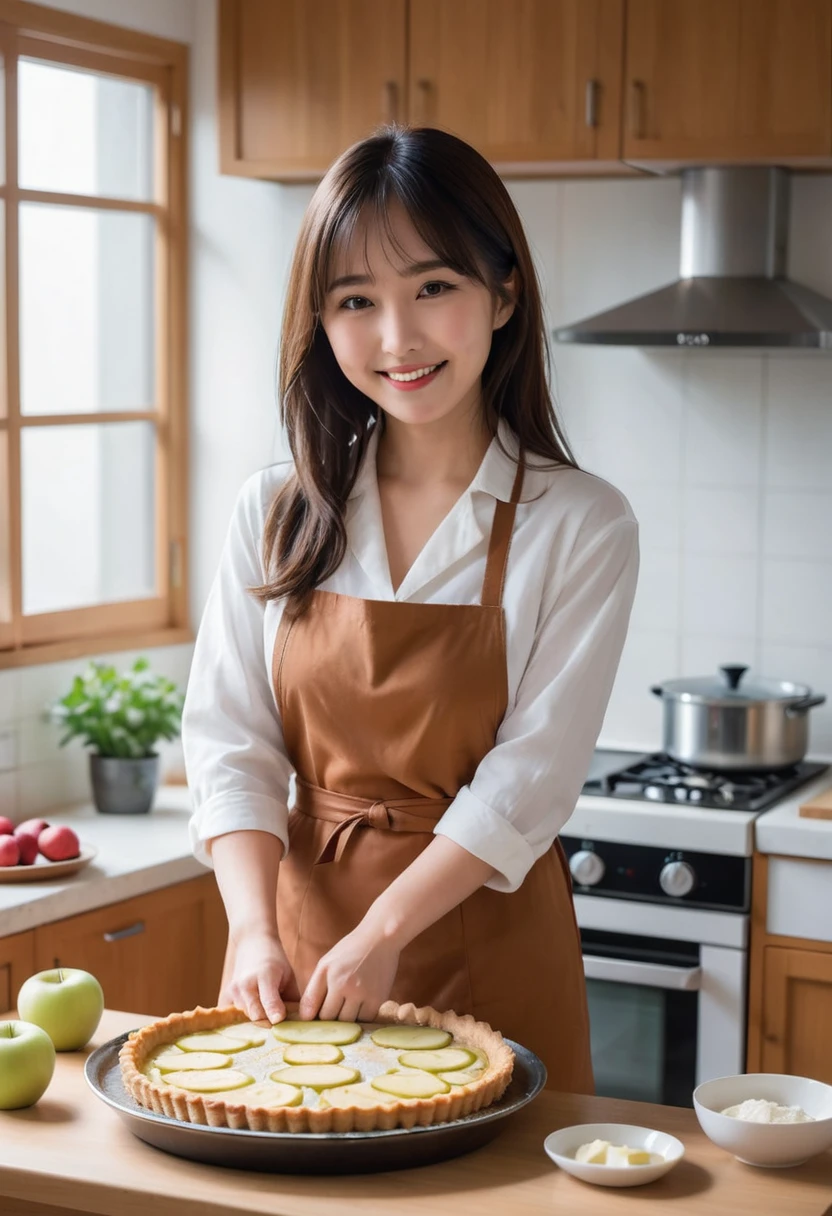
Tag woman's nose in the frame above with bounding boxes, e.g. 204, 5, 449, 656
379, 305, 423, 357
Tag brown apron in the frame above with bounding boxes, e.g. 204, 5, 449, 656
269, 459, 594, 1093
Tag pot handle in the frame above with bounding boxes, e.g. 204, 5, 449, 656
720, 664, 748, 690
785, 694, 827, 718
650, 685, 664, 698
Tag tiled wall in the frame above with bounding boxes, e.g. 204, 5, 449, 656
510, 171, 832, 756
0, 645, 193, 823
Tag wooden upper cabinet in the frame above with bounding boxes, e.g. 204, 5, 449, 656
219, 0, 407, 179
623, 0, 832, 163
408, 0, 626, 172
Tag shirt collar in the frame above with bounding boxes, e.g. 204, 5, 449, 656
348, 416, 522, 504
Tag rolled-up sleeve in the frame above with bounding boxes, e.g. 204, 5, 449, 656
183, 471, 294, 868
434, 515, 639, 893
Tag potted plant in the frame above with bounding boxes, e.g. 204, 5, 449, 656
50, 658, 184, 815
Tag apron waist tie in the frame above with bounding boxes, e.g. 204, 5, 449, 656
294, 778, 453, 865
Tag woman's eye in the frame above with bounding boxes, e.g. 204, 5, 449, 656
419, 281, 455, 298
340, 295, 371, 311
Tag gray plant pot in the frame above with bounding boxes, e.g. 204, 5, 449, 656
89, 753, 160, 815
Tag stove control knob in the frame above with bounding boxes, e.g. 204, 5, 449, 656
660, 861, 696, 898
570, 849, 605, 887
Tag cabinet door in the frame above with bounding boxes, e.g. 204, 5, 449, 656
0, 930, 35, 1014
219, 0, 407, 179
408, 0, 625, 170
761, 946, 832, 1083
623, 0, 832, 161
34, 876, 227, 1018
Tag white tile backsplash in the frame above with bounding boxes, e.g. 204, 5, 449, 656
765, 358, 832, 491
761, 560, 832, 645
763, 492, 832, 560
684, 487, 760, 555
680, 554, 761, 637
1, 644, 193, 822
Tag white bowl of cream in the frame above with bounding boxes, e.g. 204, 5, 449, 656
693, 1074, 832, 1167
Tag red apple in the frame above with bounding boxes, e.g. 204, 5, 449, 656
15, 832, 39, 866
0, 817, 14, 836
0, 835, 21, 867
16, 818, 49, 840
38, 825, 80, 862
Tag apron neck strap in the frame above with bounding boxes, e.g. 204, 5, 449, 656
481, 455, 525, 608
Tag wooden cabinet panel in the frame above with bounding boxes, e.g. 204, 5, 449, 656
33, 875, 227, 1018
219, 0, 407, 179
761, 945, 832, 1082
0, 929, 35, 1012
623, 0, 832, 160
408, 0, 625, 168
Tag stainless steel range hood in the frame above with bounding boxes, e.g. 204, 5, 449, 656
553, 166, 832, 349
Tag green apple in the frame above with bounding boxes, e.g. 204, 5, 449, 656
0, 1020, 56, 1108
17, 968, 104, 1051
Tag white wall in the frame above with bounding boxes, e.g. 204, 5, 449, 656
1, 0, 831, 824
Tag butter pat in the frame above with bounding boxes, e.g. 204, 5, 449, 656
575, 1139, 653, 1166
607, 1144, 651, 1166
575, 1138, 610, 1164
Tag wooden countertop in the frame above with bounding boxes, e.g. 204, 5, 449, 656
1, 1010, 830, 1216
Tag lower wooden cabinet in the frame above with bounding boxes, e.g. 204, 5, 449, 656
759, 946, 832, 1082
747, 852, 832, 1082
0, 929, 36, 1014
1, 874, 227, 1018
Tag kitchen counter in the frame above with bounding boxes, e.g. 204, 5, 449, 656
0, 786, 205, 936
756, 771, 832, 862
1, 1010, 830, 1216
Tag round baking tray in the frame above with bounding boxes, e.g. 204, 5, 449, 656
85, 1030, 546, 1174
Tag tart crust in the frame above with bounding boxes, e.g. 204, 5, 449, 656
119, 1000, 515, 1133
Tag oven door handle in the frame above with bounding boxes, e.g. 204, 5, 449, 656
583, 954, 703, 991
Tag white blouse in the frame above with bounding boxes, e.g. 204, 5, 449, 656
183, 420, 639, 894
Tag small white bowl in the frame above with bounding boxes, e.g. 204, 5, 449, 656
544, 1122, 684, 1187
693, 1073, 832, 1168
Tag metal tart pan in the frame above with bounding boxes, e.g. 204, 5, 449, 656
85, 1030, 546, 1174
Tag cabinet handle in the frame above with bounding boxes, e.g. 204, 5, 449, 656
629, 79, 646, 140
103, 920, 145, 943
415, 79, 431, 125
382, 81, 399, 124
585, 79, 599, 128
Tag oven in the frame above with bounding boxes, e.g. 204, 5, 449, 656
561, 747, 828, 1108
567, 884, 747, 1108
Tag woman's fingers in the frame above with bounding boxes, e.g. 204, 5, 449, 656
338, 998, 363, 1024
298, 967, 327, 1020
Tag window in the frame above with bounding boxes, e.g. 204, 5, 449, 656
0, 2, 189, 667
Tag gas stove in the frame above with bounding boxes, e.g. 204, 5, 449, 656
582, 749, 828, 812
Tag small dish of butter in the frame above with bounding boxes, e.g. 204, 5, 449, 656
544, 1122, 685, 1187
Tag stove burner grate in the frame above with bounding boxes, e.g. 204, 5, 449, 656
591, 753, 828, 811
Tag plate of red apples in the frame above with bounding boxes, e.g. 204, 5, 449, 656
0, 816, 96, 883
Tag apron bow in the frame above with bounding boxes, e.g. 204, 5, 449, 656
293, 779, 452, 866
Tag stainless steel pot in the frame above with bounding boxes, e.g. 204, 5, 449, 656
650, 665, 826, 772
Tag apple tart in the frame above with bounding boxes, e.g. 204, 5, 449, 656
119, 1000, 514, 1133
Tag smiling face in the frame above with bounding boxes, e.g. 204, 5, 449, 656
320, 204, 515, 436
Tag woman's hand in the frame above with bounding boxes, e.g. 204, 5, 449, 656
299, 923, 400, 1023
220, 930, 300, 1024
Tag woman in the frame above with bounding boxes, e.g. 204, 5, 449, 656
183, 125, 639, 1092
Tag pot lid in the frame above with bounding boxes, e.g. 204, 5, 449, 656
655, 665, 812, 704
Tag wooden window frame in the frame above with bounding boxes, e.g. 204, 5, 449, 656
0, 0, 191, 669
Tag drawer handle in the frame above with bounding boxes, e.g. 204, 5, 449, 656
629, 79, 646, 140
103, 920, 145, 943
415, 79, 431, 125
382, 80, 399, 124
585, 78, 599, 128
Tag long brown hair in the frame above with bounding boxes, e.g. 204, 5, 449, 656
254, 124, 576, 617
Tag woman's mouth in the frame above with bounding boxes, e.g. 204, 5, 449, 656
378, 361, 447, 390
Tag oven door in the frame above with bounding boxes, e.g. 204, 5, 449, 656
581, 928, 701, 1108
